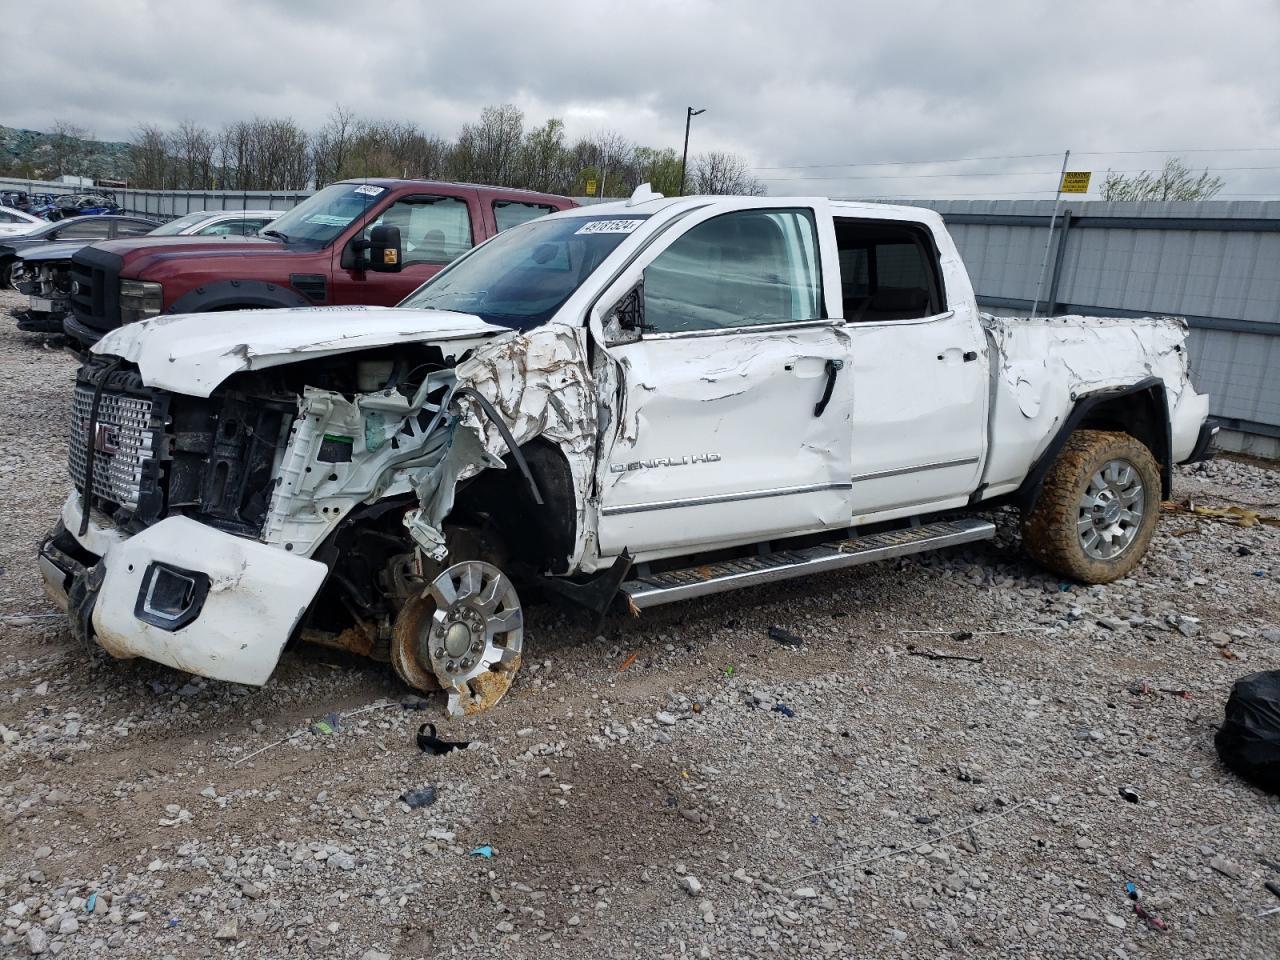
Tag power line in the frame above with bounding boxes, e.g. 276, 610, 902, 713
754, 147, 1280, 172
759, 164, 1280, 183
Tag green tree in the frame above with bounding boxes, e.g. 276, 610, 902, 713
1101, 157, 1224, 201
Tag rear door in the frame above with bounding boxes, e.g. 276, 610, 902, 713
836, 214, 988, 519
592, 200, 854, 560
330, 190, 482, 305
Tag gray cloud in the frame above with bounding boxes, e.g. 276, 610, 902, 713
5, 0, 1279, 198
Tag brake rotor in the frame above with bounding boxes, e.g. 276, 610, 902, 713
392, 560, 524, 717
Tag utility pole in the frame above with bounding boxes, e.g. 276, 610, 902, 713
679, 107, 706, 195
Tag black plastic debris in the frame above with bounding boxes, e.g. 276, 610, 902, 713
769, 626, 804, 648
1214, 670, 1280, 795
772, 703, 795, 718
400, 786, 438, 809
416, 722, 470, 755
1119, 786, 1140, 803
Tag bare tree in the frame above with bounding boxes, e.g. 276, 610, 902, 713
127, 124, 171, 189
174, 120, 216, 189
691, 151, 765, 195
311, 105, 356, 187
452, 104, 524, 185
520, 118, 570, 193
47, 120, 90, 178
1101, 157, 1224, 201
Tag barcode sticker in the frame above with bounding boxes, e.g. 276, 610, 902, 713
575, 219, 645, 235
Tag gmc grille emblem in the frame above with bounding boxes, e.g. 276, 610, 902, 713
93, 422, 119, 455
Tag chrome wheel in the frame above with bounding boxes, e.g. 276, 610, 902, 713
420, 561, 523, 717
1076, 458, 1145, 560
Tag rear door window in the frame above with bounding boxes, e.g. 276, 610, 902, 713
114, 220, 156, 237
834, 219, 944, 321
494, 200, 556, 232
58, 220, 113, 239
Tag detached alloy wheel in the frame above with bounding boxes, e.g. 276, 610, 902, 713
391, 560, 524, 717
1021, 429, 1161, 584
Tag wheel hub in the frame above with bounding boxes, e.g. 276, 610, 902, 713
1077, 458, 1146, 560
419, 561, 524, 717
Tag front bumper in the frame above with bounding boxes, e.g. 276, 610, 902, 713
39, 493, 328, 685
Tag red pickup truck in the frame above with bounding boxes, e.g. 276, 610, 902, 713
65, 179, 576, 346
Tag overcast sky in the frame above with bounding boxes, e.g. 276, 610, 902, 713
5, 0, 1280, 199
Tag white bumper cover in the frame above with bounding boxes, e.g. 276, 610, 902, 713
58, 498, 328, 685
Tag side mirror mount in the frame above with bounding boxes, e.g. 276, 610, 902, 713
351, 224, 403, 273
603, 281, 646, 344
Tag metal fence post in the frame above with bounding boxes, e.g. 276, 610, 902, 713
1045, 208, 1073, 316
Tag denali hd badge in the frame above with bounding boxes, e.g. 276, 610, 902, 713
609, 453, 721, 473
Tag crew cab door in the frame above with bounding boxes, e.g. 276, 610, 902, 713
592, 200, 853, 560
835, 214, 987, 519
331, 191, 481, 305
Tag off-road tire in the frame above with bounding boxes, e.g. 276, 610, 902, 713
1021, 429, 1161, 584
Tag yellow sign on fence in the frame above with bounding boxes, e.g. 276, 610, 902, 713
585, 179, 598, 196
1060, 171, 1092, 194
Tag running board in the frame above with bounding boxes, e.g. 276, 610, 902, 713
620, 517, 995, 610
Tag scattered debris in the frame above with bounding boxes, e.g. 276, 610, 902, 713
899, 626, 1055, 638
1163, 499, 1280, 528
1134, 903, 1167, 930
773, 703, 795, 718
416, 723, 470, 755
769, 626, 804, 648
469, 845, 494, 859
1214, 670, 1280, 794
1125, 881, 1141, 900
231, 701, 399, 766
1118, 786, 1140, 803
310, 712, 341, 736
400, 786, 438, 809
619, 652, 639, 672
1265, 880, 1280, 901
905, 644, 984, 664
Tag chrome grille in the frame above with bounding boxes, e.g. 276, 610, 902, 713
68, 385, 156, 511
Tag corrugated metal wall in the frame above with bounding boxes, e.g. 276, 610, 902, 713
7, 176, 1277, 438
896, 200, 1280, 439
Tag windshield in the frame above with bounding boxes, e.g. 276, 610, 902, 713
149, 212, 210, 236
261, 182, 387, 245
400, 214, 649, 330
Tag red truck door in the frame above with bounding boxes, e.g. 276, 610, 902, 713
330, 188, 484, 305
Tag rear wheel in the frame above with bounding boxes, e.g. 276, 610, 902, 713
1021, 429, 1161, 583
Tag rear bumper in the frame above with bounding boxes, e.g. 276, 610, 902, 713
1180, 418, 1220, 464
39, 493, 328, 685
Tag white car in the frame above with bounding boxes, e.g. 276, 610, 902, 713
40, 187, 1215, 717
145, 209, 281, 238
0, 205, 46, 238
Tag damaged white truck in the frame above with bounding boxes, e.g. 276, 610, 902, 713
39, 188, 1217, 717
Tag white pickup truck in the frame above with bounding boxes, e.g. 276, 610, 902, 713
40, 187, 1216, 717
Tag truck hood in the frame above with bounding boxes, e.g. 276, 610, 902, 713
93, 305, 511, 397
93, 235, 293, 273
16, 240, 89, 263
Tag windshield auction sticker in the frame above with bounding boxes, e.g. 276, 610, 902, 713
352, 184, 385, 197
575, 219, 645, 235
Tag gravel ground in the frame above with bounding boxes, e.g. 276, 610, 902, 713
1, 287, 1278, 959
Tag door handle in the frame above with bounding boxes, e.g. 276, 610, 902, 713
937, 349, 979, 363
813, 358, 844, 417
963, 350, 978, 362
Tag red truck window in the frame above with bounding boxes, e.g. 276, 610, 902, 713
494, 200, 556, 232
364, 197, 474, 265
